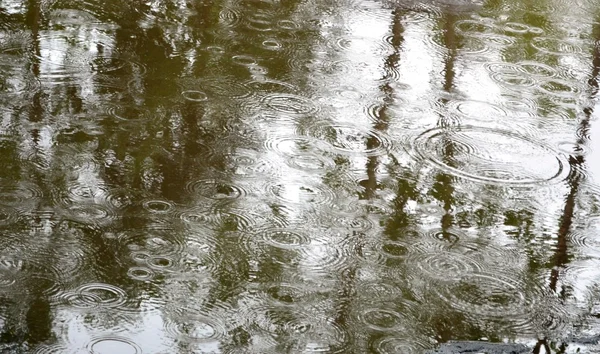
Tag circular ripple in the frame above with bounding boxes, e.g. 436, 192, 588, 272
87, 336, 142, 354
410, 251, 482, 281
359, 307, 406, 331
141, 199, 174, 214
261, 93, 318, 116
372, 336, 432, 354
0, 206, 18, 226
219, 7, 241, 27
248, 305, 350, 352
106, 104, 153, 122
437, 272, 540, 318
185, 179, 249, 201
448, 99, 508, 123
412, 126, 569, 185
0, 182, 43, 212
164, 310, 226, 342
118, 227, 185, 256
62, 282, 128, 309
304, 123, 393, 157
127, 266, 155, 281
264, 282, 307, 305
182, 90, 208, 102
265, 180, 336, 207
257, 228, 311, 249
532, 37, 585, 55
455, 19, 497, 36
537, 78, 582, 99
62, 203, 115, 226
517, 61, 557, 78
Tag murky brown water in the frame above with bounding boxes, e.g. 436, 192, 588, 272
1, 0, 600, 352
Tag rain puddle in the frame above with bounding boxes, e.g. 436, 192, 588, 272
0, 0, 599, 352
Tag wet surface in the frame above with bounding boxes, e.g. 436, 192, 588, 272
1, 0, 600, 352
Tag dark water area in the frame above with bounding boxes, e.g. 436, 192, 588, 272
1, 0, 600, 352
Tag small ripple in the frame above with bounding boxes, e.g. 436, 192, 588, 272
537, 78, 582, 99
264, 180, 336, 207
409, 251, 482, 281
104, 188, 136, 210
248, 305, 350, 352
219, 7, 241, 27
358, 306, 409, 332
329, 214, 374, 233
517, 60, 557, 78
193, 78, 252, 100
223, 148, 281, 178
277, 19, 299, 30
106, 104, 153, 122
263, 282, 309, 305
60, 282, 128, 309
181, 206, 272, 231
263, 135, 320, 157
303, 122, 393, 157
261, 93, 318, 116
164, 309, 226, 342
232, 54, 258, 66
182, 90, 208, 102
448, 99, 508, 123
86, 335, 142, 354
532, 37, 585, 56
262, 39, 282, 50
141, 199, 175, 214
243, 78, 298, 94
255, 228, 311, 249
185, 179, 249, 201
0, 182, 43, 212
489, 72, 537, 89
0, 205, 18, 226
118, 226, 185, 257
287, 153, 334, 172
127, 266, 155, 281
436, 272, 542, 319
244, 13, 273, 32
455, 19, 497, 36
61, 203, 116, 226
371, 336, 432, 354
412, 126, 570, 186
33, 344, 69, 354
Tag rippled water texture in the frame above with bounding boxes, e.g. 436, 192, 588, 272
2, 0, 600, 352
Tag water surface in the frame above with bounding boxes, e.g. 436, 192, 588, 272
1, 0, 600, 352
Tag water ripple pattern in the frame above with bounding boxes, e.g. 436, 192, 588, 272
412, 126, 570, 185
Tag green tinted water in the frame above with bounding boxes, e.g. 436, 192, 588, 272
0, 0, 599, 352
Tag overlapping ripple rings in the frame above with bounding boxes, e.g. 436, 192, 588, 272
413, 126, 570, 185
